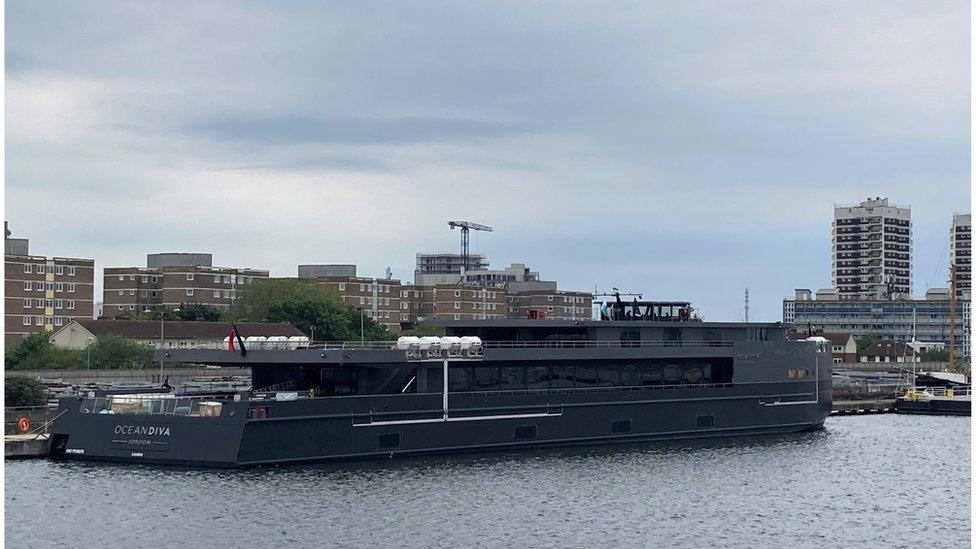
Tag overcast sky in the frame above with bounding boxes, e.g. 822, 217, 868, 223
6, 1, 971, 320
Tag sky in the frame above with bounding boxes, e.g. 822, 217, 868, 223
5, 1, 971, 321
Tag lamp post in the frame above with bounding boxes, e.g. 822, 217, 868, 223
159, 308, 179, 379
85, 337, 94, 369
356, 307, 365, 343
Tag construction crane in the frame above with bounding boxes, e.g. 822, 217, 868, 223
448, 220, 493, 282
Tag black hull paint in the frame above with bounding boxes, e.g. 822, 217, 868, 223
51, 382, 830, 468
894, 398, 971, 416
50, 332, 832, 468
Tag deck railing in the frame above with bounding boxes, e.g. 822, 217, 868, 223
312, 340, 734, 351
909, 385, 972, 398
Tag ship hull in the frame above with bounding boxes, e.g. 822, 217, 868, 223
50, 381, 829, 468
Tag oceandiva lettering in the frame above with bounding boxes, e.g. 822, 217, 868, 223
114, 425, 171, 436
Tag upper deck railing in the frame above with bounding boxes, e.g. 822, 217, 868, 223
310, 340, 734, 351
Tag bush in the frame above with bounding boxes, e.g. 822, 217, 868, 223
920, 348, 950, 362
4, 332, 153, 370
5, 333, 83, 370
5, 376, 48, 407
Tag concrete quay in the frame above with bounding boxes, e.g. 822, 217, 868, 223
5, 434, 49, 459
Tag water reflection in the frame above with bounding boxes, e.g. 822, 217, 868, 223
7, 416, 969, 549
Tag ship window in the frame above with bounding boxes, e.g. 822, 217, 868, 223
474, 367, 500, 391
527, 366, 550, 389
550, 365, 575, 388
574, 366, 599, 387
747, 328, 768, 341
611, 419, 632, 434
513, 425, 536, 439
448, 365, 474, 392
379, 433, 400, 449
598, 366, 619, 386
620, 364, 640, 387
641, 364, 663, 386
664, 328, 682, 342
684, 367, 703, 384
499, 367, 525, 390
662, 364, 682, 384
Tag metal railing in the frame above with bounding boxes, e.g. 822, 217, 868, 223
483, 340, 734, 349
907, 385, 972, 399
312, 340, 735, 351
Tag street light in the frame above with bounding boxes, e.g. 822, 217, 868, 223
356, 307, 365, 343
85, 337, 95, 369
159, 307, 179, 379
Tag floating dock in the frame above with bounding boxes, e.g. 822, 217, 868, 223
830, 399, 896, 415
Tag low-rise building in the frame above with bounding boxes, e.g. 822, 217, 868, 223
4, 223, 95, 345
860, 341, 918, 363
784, 287, 970, 360
787, 330, 857, 363
50, 319, 304, 350
507, 288, 593, 320
103, 253, 268, 317
297, 265, 402, 332
415, 284, 508, 321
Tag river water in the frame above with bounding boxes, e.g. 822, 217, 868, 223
5, 415, 971, 548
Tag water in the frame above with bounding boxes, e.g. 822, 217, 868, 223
6, 415, 970, 548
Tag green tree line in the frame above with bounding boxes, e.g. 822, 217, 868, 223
225, 278, 396, 341
5, 332, 155, 371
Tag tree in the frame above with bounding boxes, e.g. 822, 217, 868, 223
176, 303, 222, 321
5, 376, 48, 407
920, 348, 950, 362
87, 334, 155, 369
227, 278, 396, 341
135, 307, 182, 321
4, 332, 153, 370
5, 333, 83, 371
400, 326, 445, 337
855, 334, 882, 356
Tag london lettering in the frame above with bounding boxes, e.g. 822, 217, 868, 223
114, 425, 171, 437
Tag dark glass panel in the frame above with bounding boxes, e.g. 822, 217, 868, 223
499, 367, 525, 390
598, 366, 619, 386
662, 364, 682, 384
474, 367, 500, 391
527, 366, 551, 389
575, 366, 599, 387
620, 364, 640, 387
641, 364, 663, 385
551, 365, 575, 388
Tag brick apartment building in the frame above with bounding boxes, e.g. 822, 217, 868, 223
4, 223, 95, 345
299, 265, 402, 333
507, 289, 592, 320
103, 253, 268, 317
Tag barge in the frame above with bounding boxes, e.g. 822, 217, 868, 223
49, 309, 832, 467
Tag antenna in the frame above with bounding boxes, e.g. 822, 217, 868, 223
744, 287, 750, 323
448, 220, 493, 283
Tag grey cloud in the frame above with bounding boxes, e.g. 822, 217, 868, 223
5, 1, 969, 321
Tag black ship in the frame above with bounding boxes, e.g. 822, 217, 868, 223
49, 302, 832, 467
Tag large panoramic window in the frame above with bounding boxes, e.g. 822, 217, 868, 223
446, 358, 734, 393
